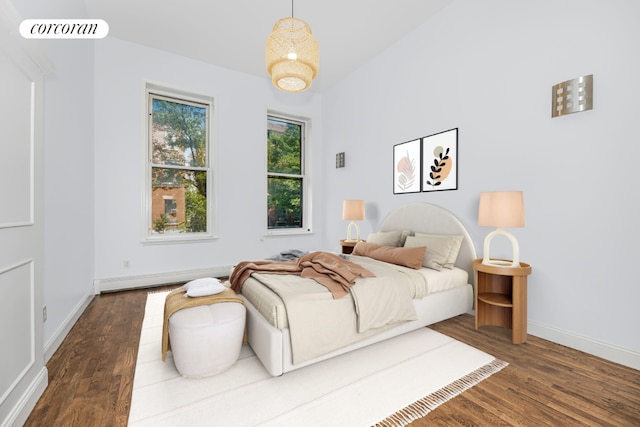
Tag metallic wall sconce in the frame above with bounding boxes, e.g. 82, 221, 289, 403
336, 152, 345, 168
552, 75, 593, 118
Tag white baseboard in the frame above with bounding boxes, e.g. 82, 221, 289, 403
93, 265, 234, 294
1, 367, 47, 427
44, 293, 94, 362
528, 320, 640, 371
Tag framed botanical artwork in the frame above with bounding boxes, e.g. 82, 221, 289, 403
393, 139, 421, 194
422, 128, 458, 192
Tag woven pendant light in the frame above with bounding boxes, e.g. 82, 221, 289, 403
266, 9, 319, 92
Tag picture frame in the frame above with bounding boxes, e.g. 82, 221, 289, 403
393, 139, 421, 194
422, 128, 458, 192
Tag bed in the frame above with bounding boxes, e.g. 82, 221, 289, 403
236, 203, 476, 376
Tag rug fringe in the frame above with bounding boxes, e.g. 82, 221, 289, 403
373, 358, 509, 427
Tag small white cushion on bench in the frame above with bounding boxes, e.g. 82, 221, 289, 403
182, 277, 227, 297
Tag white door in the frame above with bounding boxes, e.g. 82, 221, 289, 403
0, 2, 49, 424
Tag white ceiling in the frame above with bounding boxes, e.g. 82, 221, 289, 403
84, 0, 453, 92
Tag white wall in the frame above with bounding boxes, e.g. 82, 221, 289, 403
322, 0, 640, 366
93, 38, 326, 282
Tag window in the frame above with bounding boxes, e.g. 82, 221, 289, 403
267, 113, 311, 234
145, 85, 214, 241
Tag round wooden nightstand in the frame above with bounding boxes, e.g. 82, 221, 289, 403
339, 239, 363, 254
472, 259, 532, 344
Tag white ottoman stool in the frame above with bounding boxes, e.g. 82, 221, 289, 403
169, 302, 246, 378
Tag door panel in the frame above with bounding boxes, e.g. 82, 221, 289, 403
0, 2, 48, 424
0, 48, 33, 227
0, 261, 34, 402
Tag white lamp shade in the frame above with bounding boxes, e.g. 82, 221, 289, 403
342, 200, 365, 221
478, 191, 525, 228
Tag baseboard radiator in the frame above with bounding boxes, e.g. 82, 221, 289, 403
93, 265, 234, 294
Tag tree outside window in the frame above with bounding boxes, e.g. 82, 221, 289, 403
148, 93, 210, 237
267, 116, 306, 230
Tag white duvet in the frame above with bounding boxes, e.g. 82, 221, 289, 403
249, 256, 424, 364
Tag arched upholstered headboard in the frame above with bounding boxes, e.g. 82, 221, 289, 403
379, 203, 477, 284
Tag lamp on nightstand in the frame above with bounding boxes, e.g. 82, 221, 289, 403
342, 200, 365, 242
478, 191, 525, 268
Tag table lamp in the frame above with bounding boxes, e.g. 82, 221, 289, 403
478, 191, 525, 267
342, 200, 365, 242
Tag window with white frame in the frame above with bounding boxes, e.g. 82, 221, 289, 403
145, 85, 214, 241
267, 113, 311, 234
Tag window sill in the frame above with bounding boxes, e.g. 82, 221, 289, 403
143, 232, 217, 244
264, 228, 313, 237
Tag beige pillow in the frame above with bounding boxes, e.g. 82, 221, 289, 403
367, 230, 412, 247
352, 241, 426, 269
404, 235, 452, 271
398, 230, 412, 246
366, 230, 402, 246
414, 233, 464, 268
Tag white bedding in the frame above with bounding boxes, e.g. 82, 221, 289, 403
240, 255, 469, 330
242, 255, 424, 364
417, 265, 469, 294
241, 203, 477, 376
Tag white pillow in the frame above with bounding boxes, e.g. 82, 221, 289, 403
404, 235, 449, 271
414, 233, 464, 268
182, 277, 226, 297
367, 230, 411, 247
398, 230, 412, 246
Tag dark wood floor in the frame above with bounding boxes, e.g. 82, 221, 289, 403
25, 286, 640, 426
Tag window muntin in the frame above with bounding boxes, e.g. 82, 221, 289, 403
147, 90, 212, 240
267, 115, 309, 232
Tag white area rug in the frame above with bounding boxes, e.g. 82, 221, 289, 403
129, 291, 507, 427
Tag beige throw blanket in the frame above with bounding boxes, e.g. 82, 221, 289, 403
161, 287, 244, 361
230, 251, 375, 298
